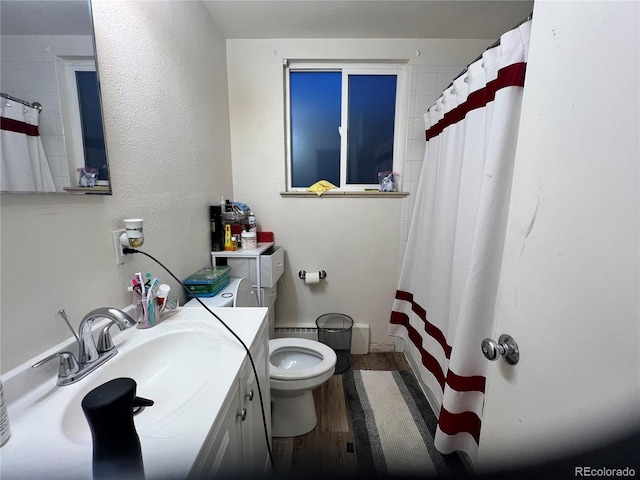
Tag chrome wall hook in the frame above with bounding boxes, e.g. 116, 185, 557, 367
481, 334, 519, 365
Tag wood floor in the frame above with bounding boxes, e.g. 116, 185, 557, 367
271, 352, 412, 477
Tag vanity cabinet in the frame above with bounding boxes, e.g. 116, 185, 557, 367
1, 307, 270, 480
190, 320, 271, 478
239, 338, 271, 473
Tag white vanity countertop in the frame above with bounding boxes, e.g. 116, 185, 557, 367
0, 306, 268, 479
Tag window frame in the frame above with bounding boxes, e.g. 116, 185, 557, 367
285, 61, 407, 192
56, 57, 101, 178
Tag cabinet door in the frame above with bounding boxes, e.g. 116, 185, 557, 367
239, 336, 271, 474
192, 381, 243, 478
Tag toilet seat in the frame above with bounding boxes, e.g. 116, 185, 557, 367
269, 338, 336, 381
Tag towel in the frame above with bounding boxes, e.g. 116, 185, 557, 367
307, 180, 338, 196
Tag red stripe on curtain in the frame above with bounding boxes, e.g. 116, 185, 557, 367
426, 62, 527, 141
390, 310, 446, 390
1, 117, 39, 136
392, 292, 487, 394
446, 369, 485, 393
394, 290, 452, 358
438, 406, 482, 444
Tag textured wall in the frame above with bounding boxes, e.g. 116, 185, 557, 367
0, 0, 232, 373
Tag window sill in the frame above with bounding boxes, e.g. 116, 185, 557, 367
280, 191, 409, 198
63, 186, 111, 194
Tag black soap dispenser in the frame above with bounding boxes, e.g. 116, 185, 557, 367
82, 377, 154, 480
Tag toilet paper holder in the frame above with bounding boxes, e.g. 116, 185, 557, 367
298, 270, 327, 280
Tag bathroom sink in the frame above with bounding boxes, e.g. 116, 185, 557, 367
1, 305, 268, 480
60, 329, 224, 445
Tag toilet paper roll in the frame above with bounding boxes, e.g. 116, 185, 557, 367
305, 272, 320, 285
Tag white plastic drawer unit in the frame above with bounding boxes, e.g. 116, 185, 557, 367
227, 246, 284, 288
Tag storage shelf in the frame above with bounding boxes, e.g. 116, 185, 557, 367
211, 242, 278, 306
211, 242, 274, 258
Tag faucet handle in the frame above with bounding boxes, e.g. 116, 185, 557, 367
97, 317, 134, 353
97, 324, 116, 353
32, 351, 80, 379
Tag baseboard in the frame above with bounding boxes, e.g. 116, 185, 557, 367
274, 323, 369, 354
275, 326, 317, 341
368, 342, 395, 353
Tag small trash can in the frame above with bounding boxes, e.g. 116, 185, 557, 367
316, 313, 354, 375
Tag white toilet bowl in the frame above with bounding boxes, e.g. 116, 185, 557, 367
269, 338, 337, 437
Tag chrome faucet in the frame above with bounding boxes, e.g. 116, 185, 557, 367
33, 307, 136, 386
78, 308, 136, 364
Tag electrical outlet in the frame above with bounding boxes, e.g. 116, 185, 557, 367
112, 229, 127, 265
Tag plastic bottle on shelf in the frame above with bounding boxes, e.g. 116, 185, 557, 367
224, 224, 233, 251
248, 212, 257, 233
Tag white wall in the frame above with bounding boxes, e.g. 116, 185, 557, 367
0, 0, 233, 373
0, 3, 509, 370
226, 39, 489, 347
478, 0, 640, 469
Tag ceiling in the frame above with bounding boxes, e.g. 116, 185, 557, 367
203, 0, 534, 39
0, 1, 534, 40
0, 1, 92, 35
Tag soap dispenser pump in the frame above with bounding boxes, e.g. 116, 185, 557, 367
82, 377, 153, 480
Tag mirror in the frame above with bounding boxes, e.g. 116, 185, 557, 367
0, 0, 111, 194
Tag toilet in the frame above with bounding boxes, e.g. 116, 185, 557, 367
269, 338, 336, 437
185, 277, 337, 437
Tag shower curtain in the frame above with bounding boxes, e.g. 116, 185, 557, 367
389, 20, 531, 464
1, 98, 56, 192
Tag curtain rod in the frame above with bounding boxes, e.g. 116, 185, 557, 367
446, 12, 533, 90
1, 92, 43, 113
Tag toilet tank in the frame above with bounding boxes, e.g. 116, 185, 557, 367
234, 277, 259, 307
184, 277, 257, 308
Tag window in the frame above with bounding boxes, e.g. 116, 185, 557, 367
56, 57, 107, 181
286, 62, 406, 191
75, 70, 107, 181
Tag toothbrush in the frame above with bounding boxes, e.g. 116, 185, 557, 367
147, 278, 159, 302
135, 272, 147, 326
131, 278, 142, 297
147, 278, 159, 326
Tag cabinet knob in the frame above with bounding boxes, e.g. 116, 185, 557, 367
246, 389, 254, 402
237, 408, 247, 421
